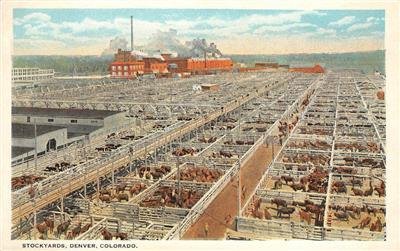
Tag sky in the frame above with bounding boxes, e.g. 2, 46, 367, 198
13, 9, 385, 55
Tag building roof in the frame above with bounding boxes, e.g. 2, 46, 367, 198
66, 124, 101, 136
12, 107, 122, 119
12, 146, 34, 158
12, 123, 66, 139
110, 61, 144, 66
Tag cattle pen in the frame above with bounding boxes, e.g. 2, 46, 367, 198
10, 70, 386, 241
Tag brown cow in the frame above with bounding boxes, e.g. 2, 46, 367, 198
99, 194, 114, 203
56, 220, 71, 238
101, 228, 113, 240
36, 222, 48, 239
305, 204, 321, 214
114, 232, 128, 240
374, 187, 385, 197
273, 179, 283, 189
116, 193, 129, 202
299, 209, 312, 224
44, 218, 54, 234
80, 223, 92, 234
264, 208, 272, 220
289, 183, 306, 192
252, 209, 263, 219
370, 217, 383, 232
281, 175, 294, 185
364, 181, 374, 196
334, 211, 349, 221
354, 216, 371, 229
115, 183, 127, 193
352, 188, 364, 196
271, 198, 287, 208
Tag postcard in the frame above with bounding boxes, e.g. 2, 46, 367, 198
1, 1, 399, 251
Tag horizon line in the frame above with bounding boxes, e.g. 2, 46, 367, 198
12, 49, 385, 57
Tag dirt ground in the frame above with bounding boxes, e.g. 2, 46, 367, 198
182, 143, 280, 239
327, 209, 385, 231
244, 202, 321, 226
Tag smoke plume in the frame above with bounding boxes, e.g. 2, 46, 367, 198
101, 37, 129, 56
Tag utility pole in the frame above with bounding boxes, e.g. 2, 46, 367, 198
130, 16, 134, 51
34, 118, 38, 174
177, 156, 181, 203
237, 159, 241, 217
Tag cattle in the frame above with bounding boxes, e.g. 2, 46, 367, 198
280, 175, 294, 185
113, 232, 128, 240
352, 188, 364, 196
264, 208, 272, 220
299, 209, 312, 225
56, 220, 71, 238
129, 183, 147, 196
334, 211, 349, 221
271, 198, 287, 208
350, 179, 363, 188
305, 204, 322, 215
116, 193, 129, 202
99, 194, 114, 203
101, 228, 113, 240
332, 186, 347, 194
80, 223, 92, 234
36, 222, 48, 239
362, 205, 378, 216
273, 179, 283, 190
44, 218, 55, 234
115, 183, 127, 193
219, 150, 233, 158
374, 187, 385, 197
252, 209, 263, 219
99, 188, 111, 196
289, 183, 306, 192
273, 207, 296, 218
370, 217, 383, 232
354, 216, 371, 229
71, 222, 82, 239
253, 198, 262, 211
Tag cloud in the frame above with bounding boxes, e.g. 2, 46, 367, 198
216, 34, 383, 55
315, 27, 337, 36
329, 16, 355, 26
347, 22, 374, 32
366, 17, 380, 23
346, 16, 382, 32
14, 12, 51, 25
347, 17, 380, 32
254, 23, 317, 34
13, 10, 383, 55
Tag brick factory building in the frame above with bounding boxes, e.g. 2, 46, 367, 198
143, 57, 168, 74
110, 49, 144, 78
110, 50, 233, 78
165, 55, 233, 74
289, 64, 325, 74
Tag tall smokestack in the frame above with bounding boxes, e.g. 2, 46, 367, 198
130, 16, 133, 51
204, 51, 207, 70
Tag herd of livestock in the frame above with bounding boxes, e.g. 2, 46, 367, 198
12, 71, 386, 241
240, 72, 386, 239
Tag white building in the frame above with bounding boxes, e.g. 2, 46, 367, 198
12, 107, 125, 129
12, 68, 54, 83
12, 123, 69, 164
11, 107, 126, 163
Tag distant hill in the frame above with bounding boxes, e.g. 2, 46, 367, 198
12, 50, 385, 75
228, 50, 385, 74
